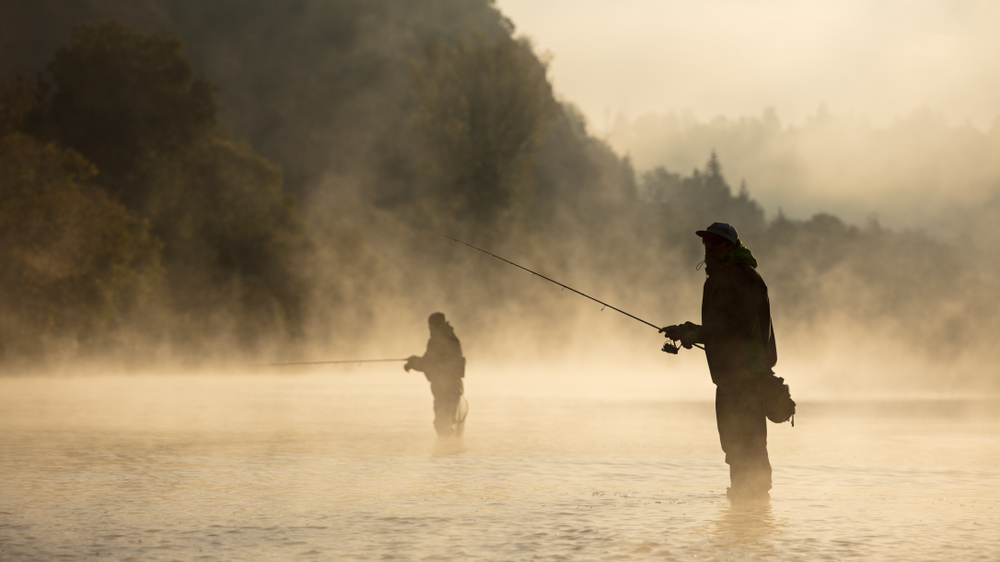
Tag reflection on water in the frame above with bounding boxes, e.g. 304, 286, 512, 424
432, 435, 468, 457
0, 370, 998, 561
713, 501, 778, 556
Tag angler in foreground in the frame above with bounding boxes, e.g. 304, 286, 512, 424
660, 222, 794, 502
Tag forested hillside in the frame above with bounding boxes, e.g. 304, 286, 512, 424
0, 1, 995, 391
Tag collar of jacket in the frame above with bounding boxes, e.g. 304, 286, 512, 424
726, 239, 758, 269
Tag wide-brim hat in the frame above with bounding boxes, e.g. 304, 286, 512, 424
696, 222, 739, 244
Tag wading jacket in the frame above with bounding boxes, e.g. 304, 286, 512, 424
691, 260, 777, 387
408, 326, 465, 396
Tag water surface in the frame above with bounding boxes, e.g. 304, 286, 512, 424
1, 369, 997, 560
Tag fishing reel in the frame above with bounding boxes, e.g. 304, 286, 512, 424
661, 339, 680, 354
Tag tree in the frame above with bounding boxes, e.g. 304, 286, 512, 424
0, 76, 161, 359
163, 136, 306, 346
36, 22, 308, 351
44, 20, 217, 212
411, 30, 558, 225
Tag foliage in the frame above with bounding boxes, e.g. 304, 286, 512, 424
642, 151, 766, 262
160, 136, 306, 346
39, 22, 308, 351
43, 20, 217, 211
0, 22, 310, 362
411, 31, 558, 225
0, 123, 161, 359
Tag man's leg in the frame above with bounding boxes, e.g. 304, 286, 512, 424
716, 382, 772, 499
432, 392, 460, 436
453, 395, 468, 436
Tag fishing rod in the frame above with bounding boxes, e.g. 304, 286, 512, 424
254, 358, 409, 367
444, 235, 702, 353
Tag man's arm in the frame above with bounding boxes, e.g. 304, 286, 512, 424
403, 355, 423, 372
404, 338, 435, 372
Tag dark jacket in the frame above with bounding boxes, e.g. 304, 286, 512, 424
694, 261, 777, 387
408, 325, 465, 394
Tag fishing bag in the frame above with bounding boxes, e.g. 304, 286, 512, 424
757, 373, 796, 426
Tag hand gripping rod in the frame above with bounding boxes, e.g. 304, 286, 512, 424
445, 235, 662, 331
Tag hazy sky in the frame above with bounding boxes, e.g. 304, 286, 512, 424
495, 0, 1000, 132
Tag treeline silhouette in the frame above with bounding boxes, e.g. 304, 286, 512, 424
0, 1, 995, 388
609, 108, 1000, 237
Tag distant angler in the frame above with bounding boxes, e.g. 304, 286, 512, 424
405, 312, 469, 436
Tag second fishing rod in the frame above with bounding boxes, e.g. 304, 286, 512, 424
445, 236, 702, 354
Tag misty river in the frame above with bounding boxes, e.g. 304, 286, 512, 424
1, 368, 997, 561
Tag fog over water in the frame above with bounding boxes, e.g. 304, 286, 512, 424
2, 372, 998, 561
1, 0, 998, 386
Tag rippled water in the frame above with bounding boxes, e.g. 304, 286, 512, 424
1, 369, 998, 561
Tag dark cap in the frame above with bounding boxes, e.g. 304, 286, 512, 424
428, 312, 446, 326
696, 222, 739, 244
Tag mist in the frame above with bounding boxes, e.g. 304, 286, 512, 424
0, 0, 997, 399
2, 2, 1000, 560
607, 107, 1000, 240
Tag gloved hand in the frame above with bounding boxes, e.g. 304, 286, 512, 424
659, 325, 684, 340
403, 355, 418, 372
680, 331, 697, 349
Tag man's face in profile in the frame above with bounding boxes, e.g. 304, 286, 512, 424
702, 234, 733, 262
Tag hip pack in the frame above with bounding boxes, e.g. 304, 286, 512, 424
757, 374, 796, 426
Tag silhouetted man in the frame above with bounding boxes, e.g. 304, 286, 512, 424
661, 222, 788, 502
405, 312, 468, 436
